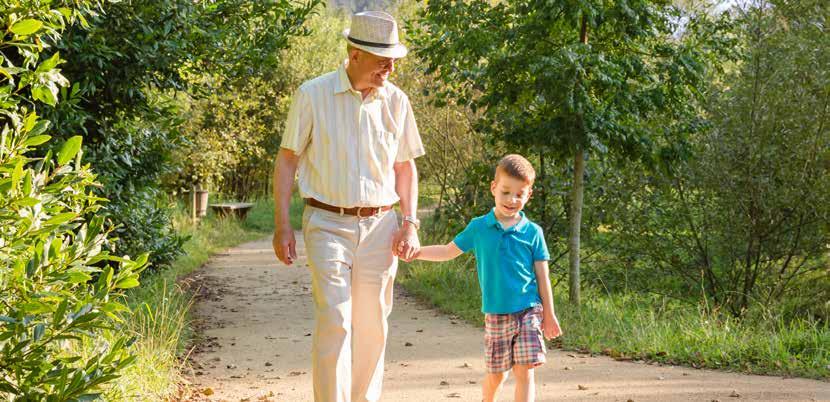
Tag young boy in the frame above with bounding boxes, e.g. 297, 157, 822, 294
413, 154, 562, 402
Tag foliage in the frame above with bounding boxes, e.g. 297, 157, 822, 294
596, 0, 830, 318
407, 0, 726, 305
0, 2, 149, 398
38, 0, 320, 269
169, 10, 342, 200
399, 257, 830, 379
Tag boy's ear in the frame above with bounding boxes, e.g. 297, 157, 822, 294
490, 180, 496, 194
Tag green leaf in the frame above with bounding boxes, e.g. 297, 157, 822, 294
114, 275, 140, 289
0, 316, 16, 324
53, 299, 68, 327
36, 53, 61, 73
34, 323, 45, 341
45, 212, 77, 226
65, 270, 93, 284
11, 159, 23, 191
100, 302, 128, 314
21, 301, 53, 315
23, 112, 37, 131
23, 135, 51, 147
10, 19, 44, 36
14, 197, 40, 207
57, 136, 82, 165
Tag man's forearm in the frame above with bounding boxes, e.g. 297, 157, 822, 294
273, 148, 300, 227
394, 160, 418, 218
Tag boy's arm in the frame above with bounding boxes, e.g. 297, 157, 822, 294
534, 260, 562, 339
414, 242, 463, 262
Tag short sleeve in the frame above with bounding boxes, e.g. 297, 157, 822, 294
452, 220, 477, 253
532, 227, 551, 261
395, 95, 425, 162
280, 88, 313, 155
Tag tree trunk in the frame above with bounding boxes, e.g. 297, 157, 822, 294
568, 13, 589, 308
569, 147, 585, 307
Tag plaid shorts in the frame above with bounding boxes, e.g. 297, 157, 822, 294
484, 305, 547, 373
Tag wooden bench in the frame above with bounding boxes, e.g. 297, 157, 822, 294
209, 202, 255, 219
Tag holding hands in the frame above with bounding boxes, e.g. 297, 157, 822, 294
392, 221, 420, 262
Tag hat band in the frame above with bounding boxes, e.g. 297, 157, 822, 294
348, 36, 397, 49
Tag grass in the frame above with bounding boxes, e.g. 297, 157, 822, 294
399, 258, 830, 380
74, 198, 278, 400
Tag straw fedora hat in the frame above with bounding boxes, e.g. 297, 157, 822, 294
343, 11, 408, 59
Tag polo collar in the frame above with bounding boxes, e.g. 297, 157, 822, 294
335, 60, 388, 99
485, 208, 529, 233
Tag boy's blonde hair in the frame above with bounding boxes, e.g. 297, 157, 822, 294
495, 154, 536, 185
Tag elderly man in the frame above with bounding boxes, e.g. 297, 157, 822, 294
271, 11, 424, 402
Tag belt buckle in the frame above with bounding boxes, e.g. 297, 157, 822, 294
356, 206, 377, 218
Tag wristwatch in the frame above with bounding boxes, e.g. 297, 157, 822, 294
402, 215, 420, 230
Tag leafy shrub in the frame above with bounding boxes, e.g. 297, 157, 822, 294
1, 2, 147, 398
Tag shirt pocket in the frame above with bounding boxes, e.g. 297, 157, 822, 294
373, 129, 400, 168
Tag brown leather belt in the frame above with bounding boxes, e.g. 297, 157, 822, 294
305, 198, 393, 217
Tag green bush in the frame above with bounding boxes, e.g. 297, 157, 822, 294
1, 2, 149, 398
0, 116, 148, 398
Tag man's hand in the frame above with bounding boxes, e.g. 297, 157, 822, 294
273, 225, 297, 265
392, 224, 420, 262
542, 313, 562, 340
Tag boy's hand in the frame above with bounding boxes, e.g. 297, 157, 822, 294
542, 313, 562, 340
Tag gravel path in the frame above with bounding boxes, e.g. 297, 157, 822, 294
179, 235, 830, 402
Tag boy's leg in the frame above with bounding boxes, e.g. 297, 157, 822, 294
483, 371, 509, 402
511, 365, 535, 402
483, 312, 517, 402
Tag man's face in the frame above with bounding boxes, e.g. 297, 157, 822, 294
351, 49, 396, 89
490, 173, 533, 219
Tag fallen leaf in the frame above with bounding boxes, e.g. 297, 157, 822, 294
440, 380, 450, 386
446, 392, 461, 398
459, 362, 472, 368
289, 371, 306, 376
416, 329, 424, 333
202, 388, 214, 396
578, 385, 588, 391
730, 390, 740, 398
405, 342, 414, 347
563, 366, 572, 370
467, 380, 477, 384
265, 362, 273, 366
227, 364, 238, 369
627, 399, 635, 402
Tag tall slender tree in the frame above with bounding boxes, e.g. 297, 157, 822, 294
409, 0, 715, 306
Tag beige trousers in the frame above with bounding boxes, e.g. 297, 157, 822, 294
302, 206, 399, 402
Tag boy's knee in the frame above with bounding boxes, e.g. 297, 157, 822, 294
486, 370, 509, 384
511, 364, 535, 381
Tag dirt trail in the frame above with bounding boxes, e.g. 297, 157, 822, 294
181, 235, 830, 402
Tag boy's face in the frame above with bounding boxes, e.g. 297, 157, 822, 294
490, 173, 533, 219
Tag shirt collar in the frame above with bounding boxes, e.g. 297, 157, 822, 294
335, 60, 388, 99
485, 208, 529, 233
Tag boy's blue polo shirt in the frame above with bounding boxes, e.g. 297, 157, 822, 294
453, 209, 550, 314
